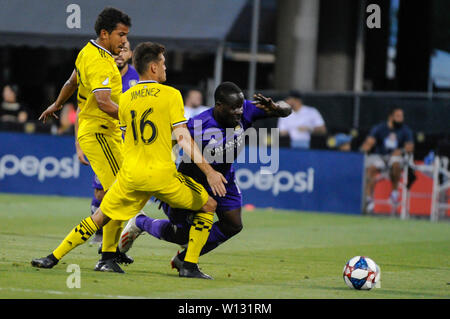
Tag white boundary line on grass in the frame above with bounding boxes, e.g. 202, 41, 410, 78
0, 287, 148, 299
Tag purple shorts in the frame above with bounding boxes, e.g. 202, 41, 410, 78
207, 181, 242, 214
161, 180, 242, 227
92, 174, 104, 190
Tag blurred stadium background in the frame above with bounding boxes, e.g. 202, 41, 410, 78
1, 0, 449, 219
0, 0, 449, 299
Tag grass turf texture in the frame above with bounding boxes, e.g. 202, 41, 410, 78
0, 193, 449, 299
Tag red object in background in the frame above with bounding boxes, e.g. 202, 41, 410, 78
68, 107, 77, 124
244, 204, 255, 211
373, 162, 450, 217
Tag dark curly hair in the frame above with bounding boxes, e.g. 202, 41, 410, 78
94, 7, 131, 36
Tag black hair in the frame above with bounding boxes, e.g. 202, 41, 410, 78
214, 82, 242, 104
3, 83, 19, 97
94, 7, 131, 36
388, 107, 403, 117
133, 42, 166, 76
287, 90, 303, 100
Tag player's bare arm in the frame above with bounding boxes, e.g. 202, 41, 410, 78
312, 125, 327, 135
94, 90, 119, 120
252, 93, 292, 118
39, 69, 77, 123
173, 124, 227, 197
297, 125, 326, 134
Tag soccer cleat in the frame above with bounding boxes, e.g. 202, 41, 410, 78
179, 263, 213, 280
97, 245, 134, 265
118, 212, 146, 253
94, 259, 125, 273
31, 254, 58, 269
114, 251, 134, 265
170, 251, 184, 272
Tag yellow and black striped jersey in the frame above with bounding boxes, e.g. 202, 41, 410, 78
75, 40, 122, 138
118, 80, 187, 185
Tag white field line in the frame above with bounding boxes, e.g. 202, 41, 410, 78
0, 287, 148, 299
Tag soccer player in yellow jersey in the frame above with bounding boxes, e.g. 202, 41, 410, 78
32, 42, 227, 279
36, 7, 133, 272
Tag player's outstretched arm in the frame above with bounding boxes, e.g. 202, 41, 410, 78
252, 93, 292, 118
39, 69, 78, 123
94, 90, 119, 120
173, 124, 227, 197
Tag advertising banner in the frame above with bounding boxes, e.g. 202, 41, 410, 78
0, 132, 94, 197
234, 147, 364, 214
0, 133, 365, 214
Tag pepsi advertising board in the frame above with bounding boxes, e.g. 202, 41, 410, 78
234, 147, 364, 214
0, 133, 364, 214
0, 132, 94, 197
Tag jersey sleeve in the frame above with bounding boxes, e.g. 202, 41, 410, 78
169, 90, 188, 127
118, 93, 127, 130
85, 57, 116, 93
369, 124, 380, 139
311, 108, 325, 127
277, 116, 288, 132
404, 127, 414, 143
244, 99, 269, 122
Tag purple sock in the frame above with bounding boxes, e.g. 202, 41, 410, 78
135, 215, 171, 240
91, 197, 101, 214
204, 222, 229, 251
90, 197, 102, 235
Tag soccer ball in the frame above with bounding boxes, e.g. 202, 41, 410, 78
343, 256, 380, 290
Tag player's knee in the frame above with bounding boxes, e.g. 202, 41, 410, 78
91, 208, 110, 228
230, 222, 243, 236
202, 197, 217, 213
220, 220, 243, 237
390, 163, 402, 176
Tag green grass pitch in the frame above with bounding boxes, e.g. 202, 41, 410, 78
0, 193, 448, 299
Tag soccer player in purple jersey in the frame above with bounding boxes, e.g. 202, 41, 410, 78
118, 82, 292, 272
115, 40, 139, 92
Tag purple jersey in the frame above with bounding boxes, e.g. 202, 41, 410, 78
121, 65, 139, 93
177, 99, 267, 188
92, 174, 103, 190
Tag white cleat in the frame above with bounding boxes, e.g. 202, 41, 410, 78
118, 211, 146, 253
170, 252, 184, 272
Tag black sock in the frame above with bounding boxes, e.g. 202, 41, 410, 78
47, 253, 59, 264
101, 252, 116, 261
183, 261, 197, 270
178, 249, 186, 261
